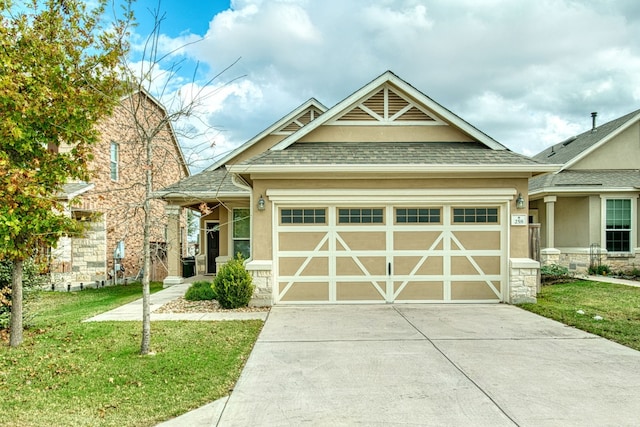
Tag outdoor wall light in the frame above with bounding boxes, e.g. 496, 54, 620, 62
516, 193, 525, 210
257, 195, 266, 211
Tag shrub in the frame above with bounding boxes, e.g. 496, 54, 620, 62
0, 259, 46, 329
212, 254, 254, 309
588, 264, 611, 276
184, 280, 215, 301
540, 263, 572, 285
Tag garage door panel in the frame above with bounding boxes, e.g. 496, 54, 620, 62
336, 281, 385, 301
394, 231, 443, 250
276, 204, 505, 304
337, 232, 386, 251
336, 256, 386, 276
451, 281, 501, 300
452, 231, 501, 250
279, 282, 329, 302
279, 232, 328, 251
393, 256, 443, 275
395, 281, 444, 300
279, 257, 329, 276
451, 256, 501, 276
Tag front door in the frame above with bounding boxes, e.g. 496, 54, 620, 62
206, 222, 219, 274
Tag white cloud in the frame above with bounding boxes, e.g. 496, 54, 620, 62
126, 0, 640, 170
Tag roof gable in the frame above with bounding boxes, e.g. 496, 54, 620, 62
206, 98, 327, 171
533, 109, 640, 170
271, 71, 507, 151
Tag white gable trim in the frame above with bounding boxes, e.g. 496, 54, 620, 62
271, 71, 507, 151
561, 112, 640, 172
206, 98, 327, 171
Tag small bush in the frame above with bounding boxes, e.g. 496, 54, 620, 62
0, 259, 46, 329
588, 264, 611, 276
541, 263, 573, 285
184, 280, 215, 301
212, 254, 254, 309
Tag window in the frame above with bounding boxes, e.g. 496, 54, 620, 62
606, 199, 631, 252
396, 208, 441, 224
338, 208, 384, 224
281, 208, 326, 224
233, 208, 250, 259
453, 207, 499, 223
110, 142, 119, 181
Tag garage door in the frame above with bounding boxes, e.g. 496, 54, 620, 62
275, 204, 506, 303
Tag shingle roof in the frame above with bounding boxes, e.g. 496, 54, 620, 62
529, 169, 640, 192
533, 109, 640, 165
156, 167, 247, 196
239, 142, 548, 167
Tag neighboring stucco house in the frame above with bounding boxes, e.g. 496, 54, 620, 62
50, 89, 190, 289
530, 109, 640, 273
158, 71, 555, 304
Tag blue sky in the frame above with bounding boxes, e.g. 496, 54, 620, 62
120, 0, 640, 173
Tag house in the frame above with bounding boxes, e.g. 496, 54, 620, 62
49, 89, 190, 289
529, 109, 640, 274
157, 71, 555, 304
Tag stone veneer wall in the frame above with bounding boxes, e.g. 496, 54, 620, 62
541, 249, 640, 274
509, 258, 539, 304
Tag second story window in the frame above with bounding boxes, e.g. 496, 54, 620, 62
110, 142, 119, 181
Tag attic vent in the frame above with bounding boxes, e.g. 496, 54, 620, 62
396, 106, 435, 121
281, 121, 302, 132
336, 85, 440, 124
274, 107, 323, 133
339, 106, 377, 121
561, 136, 577, 146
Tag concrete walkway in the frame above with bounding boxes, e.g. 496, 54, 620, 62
84, 277, 268, 322
587, 274, 640, 287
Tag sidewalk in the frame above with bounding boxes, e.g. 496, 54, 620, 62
84, 276, 268, 322
587, 275, 640, 288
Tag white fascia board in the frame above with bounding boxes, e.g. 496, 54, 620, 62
561, 112, 640, 171
205, 98, 327, 172
152, 191, 248, 201
529, 187, 640, 197
270, 71, 507, 152
267, 188, 517, 204
228, 163, 559, 175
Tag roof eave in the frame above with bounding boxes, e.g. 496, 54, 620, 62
229, 163, 560, 174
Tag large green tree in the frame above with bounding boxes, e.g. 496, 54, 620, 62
0, 0, 130, 347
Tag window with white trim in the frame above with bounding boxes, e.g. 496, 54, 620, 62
232, 208, 250, 259
396, 208, 441, 224
281, 208, 326, 224
110, 142, 119, 181
453, 207, 499, 224
338, 208, 384, 224
605, 199, 631, 252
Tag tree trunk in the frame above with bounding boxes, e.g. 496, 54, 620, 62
140, 137, 153, 355
9, 259, 24, 347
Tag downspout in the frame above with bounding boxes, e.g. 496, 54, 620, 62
231, 173, 254, 263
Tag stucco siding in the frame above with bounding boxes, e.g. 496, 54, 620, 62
555, 197, 590, 247
571, 122, 640, 170
298, 125, 474, 143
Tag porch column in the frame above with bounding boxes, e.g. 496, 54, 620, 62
540, 196, 561, 265
163, 204, 183, 287
544, 196, 557, 248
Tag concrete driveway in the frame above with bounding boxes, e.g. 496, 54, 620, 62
217, 304, 640, 426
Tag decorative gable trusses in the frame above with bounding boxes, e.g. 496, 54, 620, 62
271, 71, 507, 151
274, 106, 325, 134
332, 84, 442, 125
205, 98, 327, 171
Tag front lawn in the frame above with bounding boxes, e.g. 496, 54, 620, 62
518, 280, 640, 351
0, 283, 263, 427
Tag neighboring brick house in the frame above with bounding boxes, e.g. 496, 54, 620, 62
50, 89, 190, 289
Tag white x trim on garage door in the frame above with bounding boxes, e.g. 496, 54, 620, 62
269, 189, 513, 304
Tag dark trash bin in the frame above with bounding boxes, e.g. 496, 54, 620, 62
182, 256, 195, 278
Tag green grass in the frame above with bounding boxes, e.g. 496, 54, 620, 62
519, 280, 640, 351
0, 283, 263, 427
